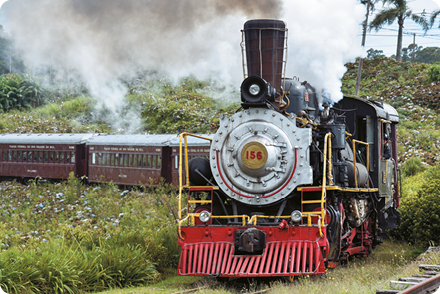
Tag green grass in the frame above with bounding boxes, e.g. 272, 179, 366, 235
0, 176, 181, 293
93, 275, 207, 294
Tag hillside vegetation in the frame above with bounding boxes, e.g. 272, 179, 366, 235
343, 57, 440, 165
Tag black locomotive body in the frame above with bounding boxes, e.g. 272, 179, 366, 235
176, 19, 399, 278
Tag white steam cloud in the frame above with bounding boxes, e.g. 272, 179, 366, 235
1, 0, 364, 131
283, 0, 365, 102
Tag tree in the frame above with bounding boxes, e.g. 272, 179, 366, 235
401, 43, 420, 62
369, 0, 429, 62
399, 45, 440, 64
366, 48, 385, 59
355, 0, 379, 95
430, 9, 440, 28
0, 24, 11, 73
418, 47, 440, 64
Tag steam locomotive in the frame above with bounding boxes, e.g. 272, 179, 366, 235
177, 19, 400, 278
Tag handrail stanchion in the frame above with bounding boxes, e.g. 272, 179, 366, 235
352, 139, 370, 188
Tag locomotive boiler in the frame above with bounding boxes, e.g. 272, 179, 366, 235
177, 19, 400, 278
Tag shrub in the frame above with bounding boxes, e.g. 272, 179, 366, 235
428, 64, 440, 83
398, 164, 440, 247
0, 240, 158, 294
401, 156, 425, 177
0, 74, 46, 112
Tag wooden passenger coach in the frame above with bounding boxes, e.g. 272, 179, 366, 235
0, 133, 94, 180
86, 134, 176, 186
0, 133, 219, 187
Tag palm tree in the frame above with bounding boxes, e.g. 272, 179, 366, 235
369, 0, 428, 61
429, 9, 440, 29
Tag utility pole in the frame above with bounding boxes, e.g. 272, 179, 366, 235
412, 33, 416, 63
355, 0, 371, 96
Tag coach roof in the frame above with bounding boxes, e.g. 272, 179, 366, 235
0, 133, 96, 145
168, 134, 214, 147
86, 134, 177, 146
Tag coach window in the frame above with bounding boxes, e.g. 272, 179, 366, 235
122, 154, 126, 167
71, 152, 75, 163
97, 153, 102, 165
38, 151, 43, 162
33, 151, 37, 162
28, 151, 32, 162
17, 151, 21, 161
157, 156, 161, 168
22, 151, 27, 161
132, 154, 137, 167
66, 152, 70, 163
106, 153, 110, 165
109, 153, 114, 165
129, 154, 133, 167
55, 151, 59, 163
49, 152, 53, 162
152, 155, 156, 168
143, 155, 147, 167
13, 151, 17, 161
137, 154, 142, 167
2, 151, 5, 161
60, 152, 64, 163
147, 155, 151, 167
175, 155, 178, 169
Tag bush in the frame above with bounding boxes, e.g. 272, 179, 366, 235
398, 164, 440, 247
0, 240, 158, 294
401, 156, 425, 177
428, 64, 440, 83
0, 74, 46, 112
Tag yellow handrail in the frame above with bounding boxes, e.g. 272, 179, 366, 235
178, 132, 326, 238
352, 139, 370, 188
178, 133, 212, 220
320, 133, 331, 226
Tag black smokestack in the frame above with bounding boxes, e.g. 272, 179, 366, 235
243, 19, 286, 94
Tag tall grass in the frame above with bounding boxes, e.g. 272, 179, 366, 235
266, 241, 425, 294
35, 95, 91, 119
0, 175, 179, 293
0, 240, 158, 293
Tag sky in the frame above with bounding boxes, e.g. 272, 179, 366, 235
365, 0, 440, 56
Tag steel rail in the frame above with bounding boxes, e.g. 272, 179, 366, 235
398, 274, 440, 294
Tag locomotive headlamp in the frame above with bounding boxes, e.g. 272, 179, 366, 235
199, 210, 211, 223
291, 210, 302, 222
249, 84, 261, 95
240, 76, 276, 105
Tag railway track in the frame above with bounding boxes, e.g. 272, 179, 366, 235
169, 280, 273, 294
377, 264, 440, 294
